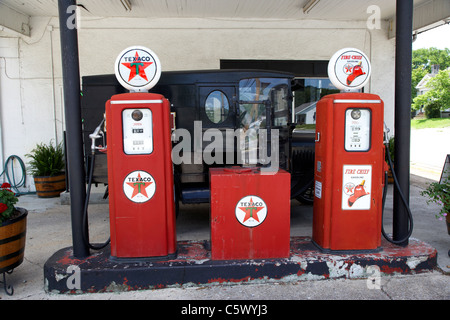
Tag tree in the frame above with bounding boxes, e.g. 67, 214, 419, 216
412, 47, 450, 70
411, 47, 450, 100
412, 69, 450, 117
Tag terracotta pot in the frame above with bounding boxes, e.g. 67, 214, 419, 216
0, 208, 27, 273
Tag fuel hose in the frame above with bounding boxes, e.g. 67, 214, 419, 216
82, 153, 110, 250
381, 138, 414, 245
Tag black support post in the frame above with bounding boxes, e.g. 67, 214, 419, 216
393, 0, 413, 246
58, 0, 90, 257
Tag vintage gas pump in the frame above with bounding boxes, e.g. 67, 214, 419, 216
106, 46, 176, 261
312, 48, 386, 252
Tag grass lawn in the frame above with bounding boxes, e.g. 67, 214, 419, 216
411, 118, 450, 129
295, 124, 316, 130
295, 118, 450, 130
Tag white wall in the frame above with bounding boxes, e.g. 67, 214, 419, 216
0, 16, 396, 191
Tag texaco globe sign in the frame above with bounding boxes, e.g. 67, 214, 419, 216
114, 46, 162, 92
327, 48, 371, 91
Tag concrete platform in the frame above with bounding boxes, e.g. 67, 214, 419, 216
44, 236, 437, 294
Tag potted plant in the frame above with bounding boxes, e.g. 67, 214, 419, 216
420, 175, 450, 235
26, 141, 66, 198
0, 182, 27, 295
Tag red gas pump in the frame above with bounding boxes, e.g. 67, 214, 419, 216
106, 47, 176, 261
312, 49, 386, 252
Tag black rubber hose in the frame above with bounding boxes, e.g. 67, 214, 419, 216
82, 153, 110, 250
381, 141, 414, 245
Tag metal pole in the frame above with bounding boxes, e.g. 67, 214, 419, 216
393, 0, 413, 246
58, 0, 89, 257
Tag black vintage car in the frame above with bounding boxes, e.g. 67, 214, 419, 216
81, 70, 315, 210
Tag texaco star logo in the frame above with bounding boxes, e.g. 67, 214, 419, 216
121, 51, 154, 82
114, 46, 161, 91
235, 195, 267, 228
123, 170, 156, 203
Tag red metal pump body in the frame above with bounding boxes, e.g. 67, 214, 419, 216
312, 92, 385, 252
106, 92, 176, 260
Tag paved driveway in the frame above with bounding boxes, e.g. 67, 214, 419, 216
410, 127, 450, 181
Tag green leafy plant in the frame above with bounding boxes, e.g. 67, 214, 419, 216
26, 141, 65, 177
386, 136, 395, 164
420, 175, 450, 221
0, 183, 19, 224
412, 69, 450, 115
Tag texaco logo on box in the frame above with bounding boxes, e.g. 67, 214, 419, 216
114, 46, 161, 92
123, 170, 156, 203
235, 195, 267, 228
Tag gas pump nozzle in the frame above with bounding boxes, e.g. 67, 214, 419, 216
383, 123, 391, 144
89, 115, 106, 154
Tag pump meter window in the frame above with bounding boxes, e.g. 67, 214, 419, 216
122, 108, 153, 154
344, 108, 371, 152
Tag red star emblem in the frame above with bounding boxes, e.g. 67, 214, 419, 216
126, 173, 153, 198
121, 51, 153, 82
238, 197, 265, 223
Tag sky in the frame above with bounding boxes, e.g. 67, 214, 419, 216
412, 24, 450, 50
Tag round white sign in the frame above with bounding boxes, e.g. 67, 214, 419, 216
327, 48, 371, 91
123, 170, 156, 203
235, 195, 267, 228
114, 46, 161, 92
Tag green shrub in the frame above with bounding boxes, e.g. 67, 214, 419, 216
26, 141, 65, 177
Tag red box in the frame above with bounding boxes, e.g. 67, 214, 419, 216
210, 167, 291, 260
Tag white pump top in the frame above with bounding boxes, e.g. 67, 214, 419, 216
327, 48, 371, 92
114, 46, 162, 92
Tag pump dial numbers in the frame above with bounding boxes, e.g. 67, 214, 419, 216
122, 108, 153, 155
344, 108, 371, 152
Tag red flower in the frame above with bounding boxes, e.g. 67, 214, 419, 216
0, 203, 7, 214
1, 183, 11, 189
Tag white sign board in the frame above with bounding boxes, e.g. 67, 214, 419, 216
342, 165, 372, 210
114, 46, 161, 92
328, 48, 371, 91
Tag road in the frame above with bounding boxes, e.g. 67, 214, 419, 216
410, 127, 450, 181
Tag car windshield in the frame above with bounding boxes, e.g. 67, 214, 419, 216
238, 77, 289, 165
239, 78, 289, 129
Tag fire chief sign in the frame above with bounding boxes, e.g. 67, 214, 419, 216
235, 195, 267, 228
123, 170, 156, 203
327, 48, 371, 91
342, 165, 372, 210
